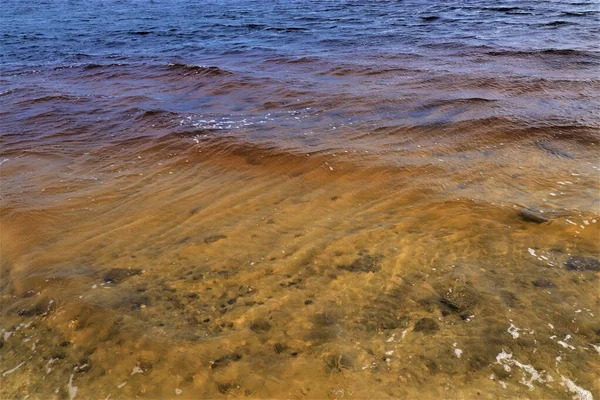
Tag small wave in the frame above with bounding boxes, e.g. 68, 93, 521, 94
485, 6, 524, 12
544, 20, 577, 27
424, 98, 497, 107
317, 65, 413, 77
0, 88, 21, 97
165, 63, 232, 76
265, 26, 309, 32
560, 10, 598, 17
16, 94, 88, 106
264, 55, 321, 65
51, 63, 129, 71
83, 63, 129, 70
486, 48, 598, 58
244, 23, 267, 30
364, 118, 600, 150
131, 108, 179, 121
419, 15, 440, 21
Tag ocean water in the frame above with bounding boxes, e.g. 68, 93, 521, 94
1, 1, 599, 399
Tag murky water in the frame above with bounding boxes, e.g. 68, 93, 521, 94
1, 0, 599, 399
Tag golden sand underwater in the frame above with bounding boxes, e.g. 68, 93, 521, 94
1, 129, 599, 399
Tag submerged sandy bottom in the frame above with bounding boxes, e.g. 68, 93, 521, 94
1, 136, 599, 400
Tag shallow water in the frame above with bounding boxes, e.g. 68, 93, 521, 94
1, 0, 600, 399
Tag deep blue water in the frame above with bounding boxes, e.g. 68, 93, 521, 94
2, 0, 599, 68
1, 0, 599, 150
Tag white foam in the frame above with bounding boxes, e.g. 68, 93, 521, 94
561, 376, 593, 400
46, 358, 58, 374
508, 323, 520, 339
68, 374, 78, 400
2, 361, 26, 377
496, 351, 552, 390
558, 335, 576, 350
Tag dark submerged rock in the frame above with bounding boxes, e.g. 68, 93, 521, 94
273, 343, 288, 354
364, 311, 410, 331
249, 319, 271, 333
438, 283, 480, 317
312, 310, 339, 327
500, 290, 519, 308
413, 318, 439, 333
103, 268, 142, 283
189, 206, 201, 215
532, 278, 556, 288
518, 208, 549, 223
216, 382, 235, 394
17, 298, 54, 317
566, 256, 600, 272
204, 235, 227, 244
176, 237, 191, 245
210, 353, 242, 369
339, 254, 381, 273
325, 353, 354, 373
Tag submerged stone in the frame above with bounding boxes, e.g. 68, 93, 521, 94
312, 310, 339, 327
210, 353, 242, 369
189, 206, 201, 215
413, 317, 439, 333
325, 353, 354, 373
103, 268, 142, 283
249, 319, 271, 333
532, 278, 556, 288
204, 235, 227, 244
216, 382, 235, 394
518, 208, 549, 223
273, 343, 288, 354
565, 256, 600, 272
438, 283, 480, 317
339, 254, 381, 273
499, 290, 519, 307
17, 297, 54, 317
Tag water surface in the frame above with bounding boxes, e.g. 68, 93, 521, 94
1, 0, 599, 399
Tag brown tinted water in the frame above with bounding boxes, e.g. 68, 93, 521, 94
2, 119, 599, 399
2, 0, 600, 398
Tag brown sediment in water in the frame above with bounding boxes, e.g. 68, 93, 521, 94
1, 131, 599, 399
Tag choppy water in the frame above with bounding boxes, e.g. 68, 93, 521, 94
1, 1, 599, 399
